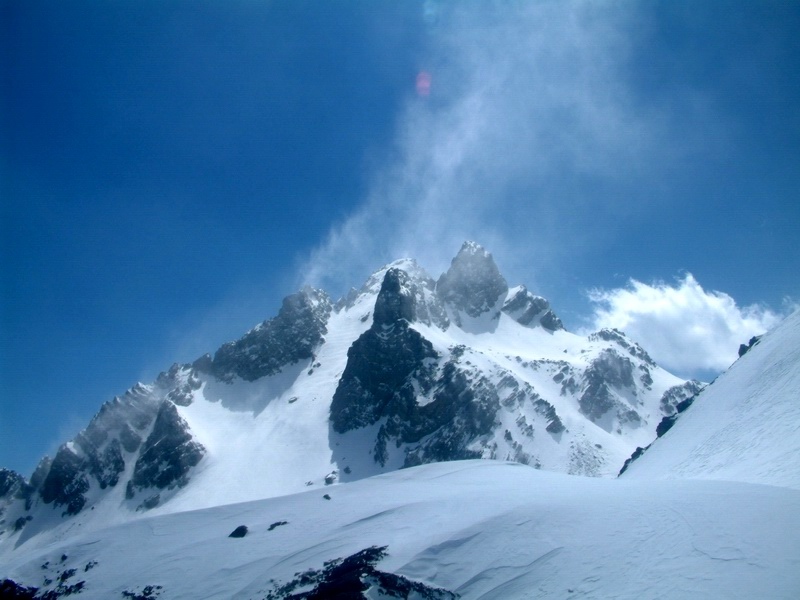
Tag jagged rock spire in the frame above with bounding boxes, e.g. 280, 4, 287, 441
436, 241, 508, 318
373, 268, 416, 326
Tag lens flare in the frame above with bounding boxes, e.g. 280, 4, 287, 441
416, 71, 432, 97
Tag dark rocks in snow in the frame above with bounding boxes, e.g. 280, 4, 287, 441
333, 266, 561, 468
39, 445, 90, 516
738, 335, 762, 358
400, 362, 499, 467
119, 424, 143, 454
579, 349, 636, 423
228, 525, 248, 538
122, 585, 163, 599
0, 578, 38, 599
156, 363, 203, 407
656, 393, 698, 437
331, 270, 438, 434
655, 414, 679, 438
128, 401, 205, 501
589, 329, 656, 367
13, 515, 32, 531
502, 287, 565, 331
618, 446, 647, 476
87, 439, 125, 490
263, 545, 458, 600
209, 287, 332, 382
436, 241, 508, 319
373, 268, 416, 325
268, 520, 288, 531
620, 393, 698, 476
0, 468, 26, 500
659, 380, 704, 416
536, 399, 566, 434
539, 309, 565, 332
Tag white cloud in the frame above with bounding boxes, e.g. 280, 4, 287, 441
585, 274, 782, 378
298, 2, 710, 295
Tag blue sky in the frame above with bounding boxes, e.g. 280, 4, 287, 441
2, 1, 799, 476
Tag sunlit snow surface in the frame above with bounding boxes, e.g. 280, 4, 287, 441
3, 284, 799, 598
624, 309, 800, 490
3, 460, 799, 599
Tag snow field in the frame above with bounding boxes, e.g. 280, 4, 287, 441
4, 460, 799, 599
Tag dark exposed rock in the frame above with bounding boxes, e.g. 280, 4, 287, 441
90, 439, 125, 489
579, 349, 636, 422
352, 260, 450, 330
119, 425, 142, 454
229, 525, 248, 538
436, 241, 508, 319
373, 268, 415, 325
122, 585, 163, 599
589, 329, 656, 367
0, 468, 26, 500
331, 271, 438, 434
191, 353, 213, 373
620, 392, 698, 476
128, 401, 205, 500
539, 309, 565, 332
332, 267, 578, 469
538, 402, 566, 434
659, 380, 704, 415
502, 287, 565, 331
39, 445, 89, 516
400, 362, 500, 467
29, 384, 165, 515
618, 445, 648, 476
268, 520, 288, 531
263, 545, 459, 600
157, 364, 203, 407
0, 579, 38, 599
738, 335, 762, 357
655, 414, 678, 437
210, 287, 332, 382
23, 457, 51, 510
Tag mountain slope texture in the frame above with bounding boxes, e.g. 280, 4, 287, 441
622, 308, 800, 489
1, 242, 798, 599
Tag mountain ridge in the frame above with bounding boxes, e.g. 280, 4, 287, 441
1, 242, 700, 554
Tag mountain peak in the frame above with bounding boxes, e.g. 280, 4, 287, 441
458, 240, 489, 256
436, 241, 508, 319
373, 268, 416, 326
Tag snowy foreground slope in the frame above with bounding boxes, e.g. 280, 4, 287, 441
623, 308, 800, 489
3, 460, 800, 599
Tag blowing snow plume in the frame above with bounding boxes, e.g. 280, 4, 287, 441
301, 2, 694, 295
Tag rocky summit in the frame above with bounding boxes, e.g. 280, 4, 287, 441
1, 242, 701, 549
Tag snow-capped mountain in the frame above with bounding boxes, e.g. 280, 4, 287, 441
0, 242, 702, 550
2, 244, 799, 599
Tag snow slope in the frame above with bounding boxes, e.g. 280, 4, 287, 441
3, 460, 799, 599
1, 245, 700, 553
623, 309, 800, 489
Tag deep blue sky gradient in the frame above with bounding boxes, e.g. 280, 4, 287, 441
2, 1, 799, 474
